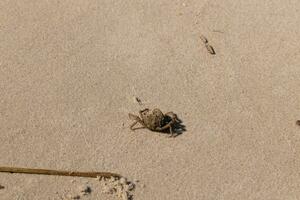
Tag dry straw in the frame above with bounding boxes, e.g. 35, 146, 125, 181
0, 166, 121, 179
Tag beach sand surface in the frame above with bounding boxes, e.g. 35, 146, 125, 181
0, 0, 300, 199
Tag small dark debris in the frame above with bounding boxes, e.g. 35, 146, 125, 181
135, 97, 143, 105
72, 195, 80, 200
81, 186, 92, 195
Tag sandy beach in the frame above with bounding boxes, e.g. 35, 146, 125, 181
1, 0, 300, 199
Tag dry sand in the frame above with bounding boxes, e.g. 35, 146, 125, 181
1, 0, 300, 199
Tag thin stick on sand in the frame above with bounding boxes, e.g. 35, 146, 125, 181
0, 166, 121, 179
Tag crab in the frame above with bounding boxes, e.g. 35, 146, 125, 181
128, 108, 179, 137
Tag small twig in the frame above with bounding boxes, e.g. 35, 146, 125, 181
200, 34, 216, 55
200, 35, 209, 44
205, 43, 216, 55
0, 166, 121, 179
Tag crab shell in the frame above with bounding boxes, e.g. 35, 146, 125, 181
140, 108, 165, 131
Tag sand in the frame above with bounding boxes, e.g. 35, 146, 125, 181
1, 0, 300, 199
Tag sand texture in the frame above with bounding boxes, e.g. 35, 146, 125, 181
1, 0, 300, 199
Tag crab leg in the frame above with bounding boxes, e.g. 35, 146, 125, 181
155, 123, 174, 137
129, 113, 146, 130
130, 121, 138, 130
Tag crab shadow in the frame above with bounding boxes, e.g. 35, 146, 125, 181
161, 114, 186, 137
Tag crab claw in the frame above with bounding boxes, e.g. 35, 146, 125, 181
128, 113, 139, 120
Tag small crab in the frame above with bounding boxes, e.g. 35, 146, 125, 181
128, 108, 179, 137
